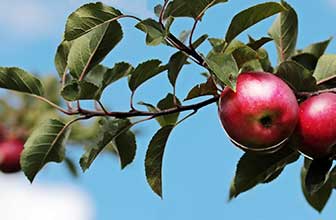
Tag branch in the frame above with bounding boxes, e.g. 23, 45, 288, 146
296, 88, 336, 99
87, 95, 219, 119
159, 0, 170, 28
317, 75, 336, 85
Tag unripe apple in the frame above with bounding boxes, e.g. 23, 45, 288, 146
218, 72, 299, 150
0, 139, 24, 173
296, 92, 336, 159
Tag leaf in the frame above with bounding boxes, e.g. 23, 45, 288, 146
205, 53, 239, 90
313, 54, 336, 82
168, 34, 208, 87
135, 19, 166, 46
128, 60, 165, 91
179, 30, 191, 43
231, 44, 258, 68
65, 2, 122, 41
226, 2, 286, 43
61, 80, 101, 101
258, 48, 273, 72
156, 94, 181, 126
304, 158, 333, 194
276, 61, 317, 92
55, 40, 72, 77
68, 21, 123, 79
112, 130, 137, 169
154, 4, 163, 17
268, 1, 298, 62
20, 119, 71, 182
80, 118, 132, 171
164, 0, 228, 19
301, 162, 332, 212
145, 125, 174, 197
328, 166, 336, 189
291, 53, 318, 71
229, 146, 299, 199
0, 67, 44, 96
184, 77, 218, 101
102, 62, 134, 87
302, 37, 333, 59
64, 157, 79, 177
208, 38, 226, 53
84, 62, 134, 93
247, 36, 273, 50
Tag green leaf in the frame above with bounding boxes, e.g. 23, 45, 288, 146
179, 30, 191, 43
68, 21, 123, 79
205, 53, 239, 90
102, 62, 134, 87
301, 163, 332, 213
107, 130, 136, 169
168, 34, 208, 87
128, 60, 165, 91
20, 119, 71, 182
61, 80, 101, 101
113, 130, 136, 169
247, 36, 273, 50
55, 40, 72, 77
313, 54, 336, 82
231, 44, 259, 68
304, 158, 332, 194
276, 61, 317, 92
156, 94, 181, 126
302, 37, 333, 59
229, 146, 299, 199
64, 157, 79, 177
80, 118, 132, 171
184, 77, 218, 101
65, 2, 122, 41
329, 166, 336, 188
84, 62, 134, 93
291, 53, 318, 71
226, 2, 286, 43
154, 4, 163, 17
164, 0, 228, 19
135, 19, 166, 46
258, 48, 273, 72
0, 67, 44, 96
145, 125, 174, 197
268, 1, 298, 62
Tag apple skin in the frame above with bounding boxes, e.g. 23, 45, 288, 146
297, 92, 336, 159
0, 139, 24, 173
218, 72, 299, 149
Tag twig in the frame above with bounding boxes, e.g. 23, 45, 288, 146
159, 0, 170, 28
317, 74, 336, 85
296, 88, 336, 98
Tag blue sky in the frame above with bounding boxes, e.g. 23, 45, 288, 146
1, 0, 336, 219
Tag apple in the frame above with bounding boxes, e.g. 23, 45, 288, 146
218, 71, 299, 150
0, 139, 24, 173
296, 92, 336, 159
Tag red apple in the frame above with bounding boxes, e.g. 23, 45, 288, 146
297, 92, 336, 158
0, 139, 24, 173
218, 72, 299, 150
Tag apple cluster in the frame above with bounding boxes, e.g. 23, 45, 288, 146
0, 126, 24, 173
218, 71, 336, 159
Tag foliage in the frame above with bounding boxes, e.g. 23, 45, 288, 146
0, 0, 336, 213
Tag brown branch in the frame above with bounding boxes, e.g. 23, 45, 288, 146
296, 88, 336, 99
159, 0, 170, 28
72, 96, 218, 119
317, 74, 336, 85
